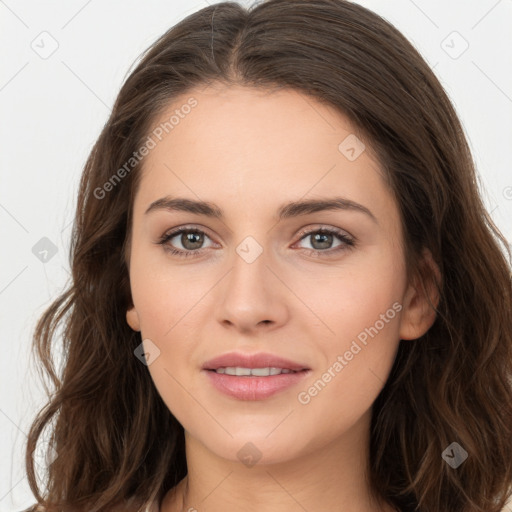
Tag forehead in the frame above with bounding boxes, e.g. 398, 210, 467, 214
133, 84, 395, 226
146, 83, 364, 161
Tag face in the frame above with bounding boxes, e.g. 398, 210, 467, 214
126, 84, 435, 465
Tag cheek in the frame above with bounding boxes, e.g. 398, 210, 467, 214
296, 249, 404, 340
129, 249, 206, 339
133, 273, 202, 424
129, 264, 203, 416
295, 298, 402, 440
293, 252, 403, 405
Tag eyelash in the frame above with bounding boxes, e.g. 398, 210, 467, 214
156, 225, 355, 259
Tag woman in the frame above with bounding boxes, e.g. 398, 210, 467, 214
24, 1, 512, 511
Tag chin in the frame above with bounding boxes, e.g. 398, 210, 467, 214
194, 429, 313, 467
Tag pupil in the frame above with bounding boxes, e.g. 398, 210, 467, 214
312, 233, 332, 249
183, 232, 203, 249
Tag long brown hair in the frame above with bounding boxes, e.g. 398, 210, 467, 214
23, 1, 512, 511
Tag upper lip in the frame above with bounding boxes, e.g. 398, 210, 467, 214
202, 352, 310, 371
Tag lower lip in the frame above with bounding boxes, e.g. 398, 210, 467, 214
204, 369, 310, 400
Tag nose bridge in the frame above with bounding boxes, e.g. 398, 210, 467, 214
214, 231, 288, 329
235, 233, 266, 267
229, 233, 270, 293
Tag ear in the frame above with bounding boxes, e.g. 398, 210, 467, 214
399, 248, 441, 340
126, 306, 141, 332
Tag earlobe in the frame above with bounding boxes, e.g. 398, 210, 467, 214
126, 307, 141, 332
399, 249, 441, 341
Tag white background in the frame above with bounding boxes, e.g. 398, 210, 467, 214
1, 1, 511, 511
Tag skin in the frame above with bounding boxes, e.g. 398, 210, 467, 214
125, 84, 439, 512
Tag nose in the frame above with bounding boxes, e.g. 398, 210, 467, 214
215, 240, 289, 334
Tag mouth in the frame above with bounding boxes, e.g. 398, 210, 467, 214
208, 367, 302, 376
202, 352, 311, 400
202, 351, 310, 373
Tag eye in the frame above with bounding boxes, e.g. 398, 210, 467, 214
294, 227, 355, 256
157, 226, 216, 258
156, 225, 355, 259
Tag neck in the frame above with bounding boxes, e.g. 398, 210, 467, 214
161, 410, 395, 512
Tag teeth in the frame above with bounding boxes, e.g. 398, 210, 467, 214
215, 367, 296, 376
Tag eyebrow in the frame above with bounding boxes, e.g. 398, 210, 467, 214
144, 195, 378, 224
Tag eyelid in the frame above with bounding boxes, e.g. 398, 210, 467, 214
161, 223, 216, 239
294, 224, 353, 241
157, 223, 356, 257
160, 224, 352, 243
157, 223, 218, 247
